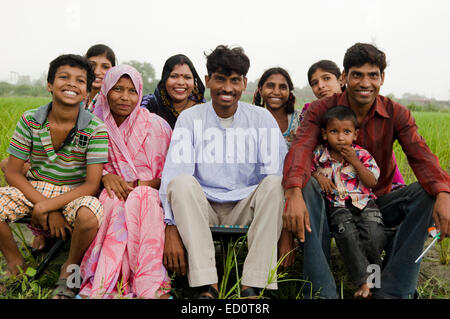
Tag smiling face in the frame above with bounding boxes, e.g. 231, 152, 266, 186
309, 68, 343, 99
322, 118, 358, 153
47, 65, 88, 106
107, 75, 139, 126
205, 71, 247, 116
88, 54, 113, 92
165, 63, 194, 104
343, 63, 384, 110
259, 73, 290, 110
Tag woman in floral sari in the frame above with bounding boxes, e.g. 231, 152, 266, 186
79, 64, 172, 299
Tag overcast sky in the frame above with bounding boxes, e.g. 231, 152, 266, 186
1, 0, 449, 100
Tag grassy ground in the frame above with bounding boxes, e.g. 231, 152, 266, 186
0, 97, 448, 299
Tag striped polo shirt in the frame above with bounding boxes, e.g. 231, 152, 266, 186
8, 102, 109, 188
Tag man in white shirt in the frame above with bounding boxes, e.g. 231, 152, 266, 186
160, 45, 288, 298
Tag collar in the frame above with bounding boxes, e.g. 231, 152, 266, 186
372, 96, 390, 118
209, 100, 241, 129
338, 91, 390, 119
33, 102, 94, 130
318, 144, 334, 164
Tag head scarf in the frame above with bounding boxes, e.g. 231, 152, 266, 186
94, 64, 145, 181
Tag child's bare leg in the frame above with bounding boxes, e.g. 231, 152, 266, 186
0, 221, 26, 276
354, 283, 372, 298
52, 207, 98, 299
59, 207, 98, 279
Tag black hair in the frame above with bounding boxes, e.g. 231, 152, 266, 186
322, 105, 358, 129
253, 67, 296, 114
47, 54, 95, 92
343, 43, 386, 74
205, 45, 250, 77
157, 54, 205, 103
308, 60, 341, 85
158, 54, 205, 93
307, 60, 346, 93
85, 44, 116, 66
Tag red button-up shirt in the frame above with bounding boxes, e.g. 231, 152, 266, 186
283, 91, 450, 197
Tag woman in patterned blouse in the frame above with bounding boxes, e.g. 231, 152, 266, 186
253, 67, 300, 148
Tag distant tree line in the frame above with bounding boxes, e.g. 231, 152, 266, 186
1, 59, 449, 112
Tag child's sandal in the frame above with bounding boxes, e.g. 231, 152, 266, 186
52, 279, 78, 299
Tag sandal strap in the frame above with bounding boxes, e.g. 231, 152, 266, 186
52, 279, 77, 299
196, 285, 219, 299
240, 287, 261, 298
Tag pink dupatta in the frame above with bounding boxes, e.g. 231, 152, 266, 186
79, 65, 172, 299
95, 65, 143, 181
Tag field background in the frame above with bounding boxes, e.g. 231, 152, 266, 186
0, 96, 448, 299
1, 96, 448, 186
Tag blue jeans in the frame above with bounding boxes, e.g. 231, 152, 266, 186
301, 179, 434, 299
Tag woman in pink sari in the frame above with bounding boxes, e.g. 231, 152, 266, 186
78, 65, 172, 299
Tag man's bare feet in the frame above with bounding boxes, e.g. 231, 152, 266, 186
31, 234, 46, 250
354, 283, 372, 298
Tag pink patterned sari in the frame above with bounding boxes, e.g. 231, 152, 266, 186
79, 65, 172, 299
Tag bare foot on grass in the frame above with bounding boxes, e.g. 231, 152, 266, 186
5, 259, 28, 278
354, 283, 372, 298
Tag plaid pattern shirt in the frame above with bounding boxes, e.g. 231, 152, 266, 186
283, 91, 450, 197
312, 144, 380, 209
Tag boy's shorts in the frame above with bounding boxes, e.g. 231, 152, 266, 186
0, 180, 103, 227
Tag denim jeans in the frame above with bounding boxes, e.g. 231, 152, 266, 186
301, 179, 434, 299
328, 200, 386, 287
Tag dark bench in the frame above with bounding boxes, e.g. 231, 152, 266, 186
14, 217, 69, 281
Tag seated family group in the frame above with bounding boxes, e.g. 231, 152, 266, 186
0, 43, 448, 300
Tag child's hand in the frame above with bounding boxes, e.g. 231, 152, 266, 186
31, 202, 50, 230
48, 211, 72, 241
340, 145, 359, 166
102, 173, 134, 201
313, 173, 336, 194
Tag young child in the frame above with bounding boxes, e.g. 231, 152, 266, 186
311, 105, 386, 298
0, 54, 109, 299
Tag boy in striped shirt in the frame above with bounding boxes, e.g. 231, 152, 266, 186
0, 54, 108, 299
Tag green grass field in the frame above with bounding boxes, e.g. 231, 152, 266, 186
0, 96, 448, 299
2, 96, 448, 183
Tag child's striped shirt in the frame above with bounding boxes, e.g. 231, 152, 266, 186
7, 102, 109, 188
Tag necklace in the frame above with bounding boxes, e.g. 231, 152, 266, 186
174, 99, 191, 113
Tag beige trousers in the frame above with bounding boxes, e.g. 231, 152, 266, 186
167, 174, 284, 289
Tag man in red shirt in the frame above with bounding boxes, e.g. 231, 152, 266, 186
281, 43, 450, 299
